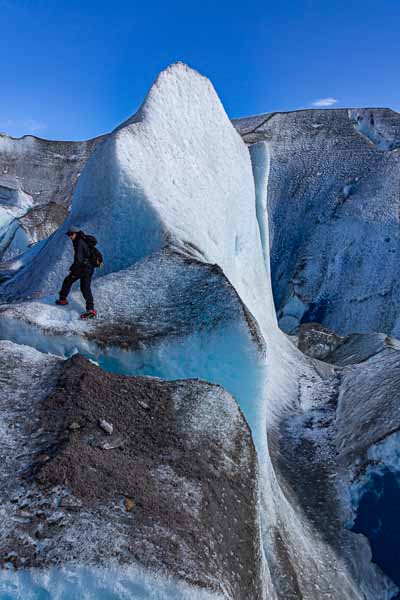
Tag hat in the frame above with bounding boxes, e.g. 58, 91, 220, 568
66, 226, 80, 236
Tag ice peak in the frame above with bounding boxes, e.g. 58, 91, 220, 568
115, 61, 224, 134
2, 62, 271, 337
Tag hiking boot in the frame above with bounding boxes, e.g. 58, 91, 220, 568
55, 299, 68, 306
80, 309, 97, 320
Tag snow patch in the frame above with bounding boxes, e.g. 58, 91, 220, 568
349, 109, 400, 152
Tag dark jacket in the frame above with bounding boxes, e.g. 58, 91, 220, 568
70, 232, 93, 274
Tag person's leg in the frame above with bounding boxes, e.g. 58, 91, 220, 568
80, 271, 94, 311
59, 272, 79, 300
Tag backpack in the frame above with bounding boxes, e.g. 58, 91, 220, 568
82, 233, 104, 268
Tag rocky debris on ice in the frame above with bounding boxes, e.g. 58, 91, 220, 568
331, 331, 400, 468
3, 253, 390, 596
297, 322, 343, 360
19, 202, 68, 244
297, 323, 400, 367
0, 344, 263, 599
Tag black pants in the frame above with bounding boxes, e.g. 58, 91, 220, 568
59, 269, 94, 311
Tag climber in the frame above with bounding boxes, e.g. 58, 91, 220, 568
55, 226, 103, 320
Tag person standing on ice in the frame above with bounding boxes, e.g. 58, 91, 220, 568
55, 226, 102, 320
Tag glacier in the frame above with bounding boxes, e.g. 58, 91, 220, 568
0, 62, 399, 600
234, 108, 400, 336
0, 129, 102, 274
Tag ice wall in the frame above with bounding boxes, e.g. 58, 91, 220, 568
1, 64, 271, 339
0, 132, 103, 209
234, 108, 400, 336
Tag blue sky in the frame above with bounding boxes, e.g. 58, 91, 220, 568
1, 0, 399, 140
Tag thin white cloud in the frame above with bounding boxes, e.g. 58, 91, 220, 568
0, 119, 15, 129
24, 119, 48, 134
312, 97, 338, 107
0, 118, 48, 136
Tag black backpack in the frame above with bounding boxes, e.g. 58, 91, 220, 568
82, 233, 104, 268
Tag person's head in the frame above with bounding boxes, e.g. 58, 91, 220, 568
66, 226, 80, 241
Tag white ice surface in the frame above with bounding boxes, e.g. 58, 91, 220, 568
3, 63, 272, 341
0, 240, 46, 274
236, 108, 400, 337
368, 431, 400, 474
2, 224, 30, 261
349, 109, 394, 151
0, 564, 223, 600
0, 187, 33, 260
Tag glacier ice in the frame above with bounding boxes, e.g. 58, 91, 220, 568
0, 563, 225, 600
0, 64, 272, 343
0, 63, 399, 600
0, 186, 32, 261
327, 332, 400, 596
0, 132, 102, 210
234, 108, 400, 337
0, 185, 66, 268
0, 340, 263, 599
0, 133, 101, 272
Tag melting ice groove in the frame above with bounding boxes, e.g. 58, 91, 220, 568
0, 63, 399, 599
